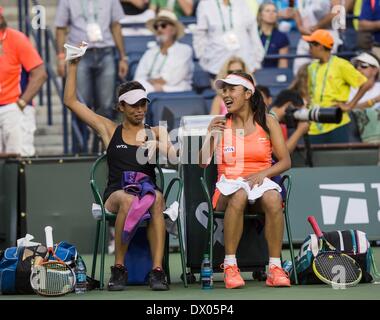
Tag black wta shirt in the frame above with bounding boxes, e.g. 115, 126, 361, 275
103, 124, 157, 202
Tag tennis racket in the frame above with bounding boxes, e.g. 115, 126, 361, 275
30, 226, 76, 296
307, 216, 362, 288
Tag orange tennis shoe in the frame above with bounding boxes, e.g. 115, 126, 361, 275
222, 264, 245, 289
266, 265, 291, 287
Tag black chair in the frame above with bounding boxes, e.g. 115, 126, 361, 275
199, 162, 299, 284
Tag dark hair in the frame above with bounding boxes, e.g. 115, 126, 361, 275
115, 81, 147, 110
272, 89, 304, 108
256, 85, 271, 99
226, 71, 270, 135
118, 81, 146, 98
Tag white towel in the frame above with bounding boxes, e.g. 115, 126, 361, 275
216, 175, 282, 204
64, 42, 88, 61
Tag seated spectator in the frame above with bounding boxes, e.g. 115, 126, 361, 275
119, 0, 155, 36
257, 2, 290, 68
359, 0, 380, 58
150, 0, 194, 17
349, 52, 380, 110
293, 0, 343, 74
256, 85, 273, 107
193, 0, 264, 78
210, 56, 251, 115
288, 62, 310, 105
134, 10, 194, 93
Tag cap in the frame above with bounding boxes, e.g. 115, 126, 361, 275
351, 52, 380, 69
214, 74, 255, 93
302, 29, 334, 49
118, 89, 150, 105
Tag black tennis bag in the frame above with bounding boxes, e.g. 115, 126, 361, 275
293, 230, 373, 285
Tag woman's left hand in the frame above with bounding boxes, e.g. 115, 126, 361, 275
245, 172, 267, 188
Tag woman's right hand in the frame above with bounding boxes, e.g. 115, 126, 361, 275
207, 116, 227, 134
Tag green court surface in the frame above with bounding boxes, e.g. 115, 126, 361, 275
1, 249, 380, 300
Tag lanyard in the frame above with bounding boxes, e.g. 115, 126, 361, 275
259, 30, 272, 54
81, 0, 99, 23
311, 56, 334, 104
148, 50, 168, 78
216, 0, 233, 33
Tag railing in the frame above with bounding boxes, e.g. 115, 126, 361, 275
18, 0, 85, 154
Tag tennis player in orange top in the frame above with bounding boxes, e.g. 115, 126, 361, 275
199, 71, 292, 288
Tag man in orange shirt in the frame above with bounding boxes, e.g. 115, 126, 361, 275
0, 6, 47, 156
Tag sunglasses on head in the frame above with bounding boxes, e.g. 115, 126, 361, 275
227, 69, 244, 74
154, 22, 171, 31
356, 62, 371, 69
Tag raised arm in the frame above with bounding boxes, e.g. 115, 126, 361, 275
63, 58, 116, 147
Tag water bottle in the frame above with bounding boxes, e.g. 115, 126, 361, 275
200, 254, 213, 290
75, 256, 87, 294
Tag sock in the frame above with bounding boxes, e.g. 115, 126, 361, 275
224, 255, 237, 268
269, 257, 282, 268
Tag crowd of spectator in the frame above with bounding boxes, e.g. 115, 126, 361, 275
1, 0, 380, 156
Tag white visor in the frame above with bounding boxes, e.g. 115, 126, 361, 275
118, 89, 150, 105
214, 74, 255, 93
351, 52, 380, 69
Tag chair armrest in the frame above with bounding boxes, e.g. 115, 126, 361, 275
164, 177, 184, 203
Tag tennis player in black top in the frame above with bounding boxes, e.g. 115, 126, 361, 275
64, 56, 177, 291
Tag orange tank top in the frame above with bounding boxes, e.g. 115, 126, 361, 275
215, 117, 272, 180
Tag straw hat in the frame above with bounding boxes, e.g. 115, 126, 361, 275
146, 9, 185, 40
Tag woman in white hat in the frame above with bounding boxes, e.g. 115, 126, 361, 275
349, 52, 380, 110
134, 9, 194, 93
199, 71, 291, 289
64, 55, 178, 291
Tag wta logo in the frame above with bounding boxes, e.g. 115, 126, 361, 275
319, 183, 380, 225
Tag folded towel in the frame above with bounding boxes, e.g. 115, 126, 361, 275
216, 175, 282, 204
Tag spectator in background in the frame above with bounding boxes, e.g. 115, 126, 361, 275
256, 85, 273, 107
193, 0, 264, 78
303, 30, 372, 144
210, 56, 250, 115
0, 6, 47, 156
134, 10, 193, 93
350, 52, 380, 144
257, 2, 290, 68
288, 62, 310, 105
293, 0, 343, 75
359, 0, 380, 59
150, 0, 194, 17
119, 0, 155, 36
269, 90, 310, 153
55, 0, 128, 153
349, 52, 380, 110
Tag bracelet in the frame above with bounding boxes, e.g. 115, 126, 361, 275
120, 56, 129, 62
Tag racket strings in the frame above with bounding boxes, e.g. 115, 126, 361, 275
314, 252, 361, 285
31, 262, 75, 296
